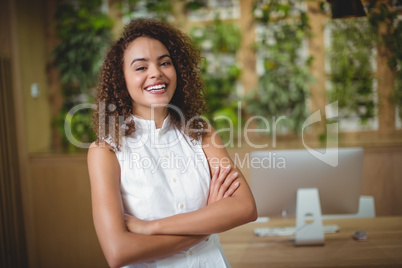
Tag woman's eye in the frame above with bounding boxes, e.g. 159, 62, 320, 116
161, 61, 171, 66
135, 67, 146, 71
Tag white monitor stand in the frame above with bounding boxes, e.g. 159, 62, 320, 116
295, 188, 324, 246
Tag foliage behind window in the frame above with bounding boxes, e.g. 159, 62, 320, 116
190, 18, 242, 144
52, 0, 113, 151
245, 0, 314, 134
366, 1, 402, 121
117, 0, 173, 22
326, 18, 376, 125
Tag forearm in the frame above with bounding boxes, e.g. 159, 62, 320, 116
103, 231, 205, 267
150, 195, 257, 236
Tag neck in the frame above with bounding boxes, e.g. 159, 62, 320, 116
132, 107, 168, 129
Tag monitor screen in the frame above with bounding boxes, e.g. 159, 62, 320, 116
250, 147, 363, 218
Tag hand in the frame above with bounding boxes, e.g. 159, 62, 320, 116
207, 165, 240, 205
124, 214, 153, 235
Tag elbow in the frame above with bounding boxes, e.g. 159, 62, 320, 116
99, 232, 146, 267
103, 243, 135, 268
231, 195, 258, 225
108, 260, 121, 268
241, 199, 258, 223
103, 237, 148, 268
251, 207, 258, 222
104, 248, 124, 268
248, 201, 258, 223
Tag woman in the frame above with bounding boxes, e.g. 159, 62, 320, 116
88, 18, 257, 268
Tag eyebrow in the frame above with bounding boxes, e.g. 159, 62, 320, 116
130, 54, 171, 66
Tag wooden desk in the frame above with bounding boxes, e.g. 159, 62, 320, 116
219, 217, 402, 267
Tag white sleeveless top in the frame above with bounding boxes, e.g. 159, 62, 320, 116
111, 115, 230, 268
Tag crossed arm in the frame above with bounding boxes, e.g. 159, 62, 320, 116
124, 128, 258, 235
87, 128, 257, 267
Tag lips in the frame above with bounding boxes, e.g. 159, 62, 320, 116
144, 83, 167, 93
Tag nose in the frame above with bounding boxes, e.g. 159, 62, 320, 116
149, 64, 163, 79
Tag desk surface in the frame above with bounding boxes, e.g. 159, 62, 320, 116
219, 217, 402, 268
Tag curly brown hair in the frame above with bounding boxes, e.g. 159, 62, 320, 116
92, 18, 207, 151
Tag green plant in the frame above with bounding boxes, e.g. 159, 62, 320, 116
117, 0, 173, 22
184, 0, 207, 11
190, 18, 242, 143
326, 18, 376, 124
52, 0, 113, 151
367, 1, 402, 120
245, 0, 314, 134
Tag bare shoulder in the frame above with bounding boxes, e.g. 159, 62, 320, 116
88, 141, 116, 158
201, 124, 232, 168
202, 124, 227, 150
87, 141, 120, 182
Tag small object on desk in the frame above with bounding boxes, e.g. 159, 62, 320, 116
254, 217, 270, 223
254, 224, 340, 237
353, 231, 368, 241
254, 226, 295, 236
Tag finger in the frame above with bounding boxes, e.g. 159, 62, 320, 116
218, 171, 239, 197
220, 171, 238, 193
217, 165, 232, 184
210, 166, 220, 192
211, 165, 219, 183
208, 166, 221, 203
209, 165, 222, 194
210, 165, 233, 201
214, 165, 231, 198
224, 181, 240, 198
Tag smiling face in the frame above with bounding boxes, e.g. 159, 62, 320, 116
123, 36, 177, 119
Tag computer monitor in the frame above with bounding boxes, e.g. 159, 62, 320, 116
250, 147, 363, 245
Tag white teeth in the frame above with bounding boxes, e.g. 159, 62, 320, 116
145, 84, 166, 91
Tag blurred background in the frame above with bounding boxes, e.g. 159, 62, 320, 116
1, 0, 401, 267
